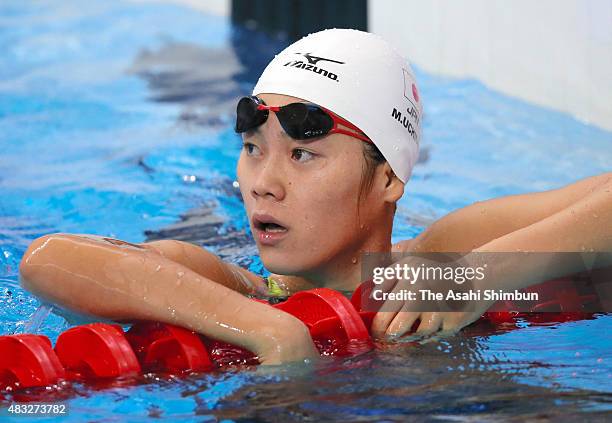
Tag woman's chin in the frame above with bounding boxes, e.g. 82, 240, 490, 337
260, 251, 310, 276
261, 259, 299, 276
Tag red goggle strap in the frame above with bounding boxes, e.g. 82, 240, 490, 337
256, 104, 280, 112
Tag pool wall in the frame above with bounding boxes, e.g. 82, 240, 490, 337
151, 0, 612, 131
369, 0, 612, 131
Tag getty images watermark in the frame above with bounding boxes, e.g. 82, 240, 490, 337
358, 252, 611, 313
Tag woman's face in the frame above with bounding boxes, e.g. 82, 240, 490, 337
236, 93, 376, 277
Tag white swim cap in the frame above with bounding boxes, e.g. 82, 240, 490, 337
253, 28, 422, 183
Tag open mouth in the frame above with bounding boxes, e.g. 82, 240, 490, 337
252, 214, 289, 238
254, 219, 288, 233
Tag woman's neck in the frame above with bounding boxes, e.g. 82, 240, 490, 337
272, 216, 395, 294
295, 236, 393, 292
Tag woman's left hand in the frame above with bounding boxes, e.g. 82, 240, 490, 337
369, 254, 495, 339
370, 281, 491, 338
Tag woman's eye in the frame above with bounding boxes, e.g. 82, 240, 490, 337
243, 142, 261, 156
291, 148, 315, 162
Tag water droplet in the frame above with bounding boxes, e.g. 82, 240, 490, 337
351, 257, 358, 264
155, 265, 161, 272
393, 145, 399, 151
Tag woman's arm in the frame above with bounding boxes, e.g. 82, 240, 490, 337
475, 175, 612, 252
376, 173, 611, 338
469, 173, 612, 291
18, 234, 319, 364
139, 239, 268, 296
403, 172, 612, 253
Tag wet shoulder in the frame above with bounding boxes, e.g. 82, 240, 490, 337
392, 238, 418, 253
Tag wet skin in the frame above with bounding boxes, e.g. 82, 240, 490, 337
18, 92, 612, 362
236, 93, 404, 291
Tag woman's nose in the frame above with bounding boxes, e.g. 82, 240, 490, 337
251, 158, 286, 201
250, 113, 289, 201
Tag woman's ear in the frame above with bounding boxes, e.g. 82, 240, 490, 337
379, 162, 404, 203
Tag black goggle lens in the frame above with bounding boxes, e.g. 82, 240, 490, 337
235, 96, 268, 133
277, 103, 333, 140
235, 96, 334, 141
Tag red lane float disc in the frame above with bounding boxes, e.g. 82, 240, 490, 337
125, 321, 213, 373
54, 323, 140, 379
0, 334, 65, 390
275, 288, 371, 355
484, 277, 598, 324
350, 281, 378, 333
203, 340, 259, 367
275, 288, 369, 339
203, 288, 374, 364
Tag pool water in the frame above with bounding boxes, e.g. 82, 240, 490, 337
1, 0, 611, 420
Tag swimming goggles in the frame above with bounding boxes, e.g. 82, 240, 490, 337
235, 95, 371, 143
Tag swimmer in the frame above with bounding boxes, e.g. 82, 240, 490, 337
19, 29, 612, 364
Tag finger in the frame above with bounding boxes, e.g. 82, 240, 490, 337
370, 278, 406, 336
385, 311, 420, 338
436, 314, 465, 338
415, 312, 443, 336
371, 275, 418, 336
371, 311, 398, 338
441, 312, 479, 332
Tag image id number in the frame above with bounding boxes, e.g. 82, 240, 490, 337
6, 403, 67, 415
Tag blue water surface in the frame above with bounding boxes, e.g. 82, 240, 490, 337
1, 0, 611, 421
